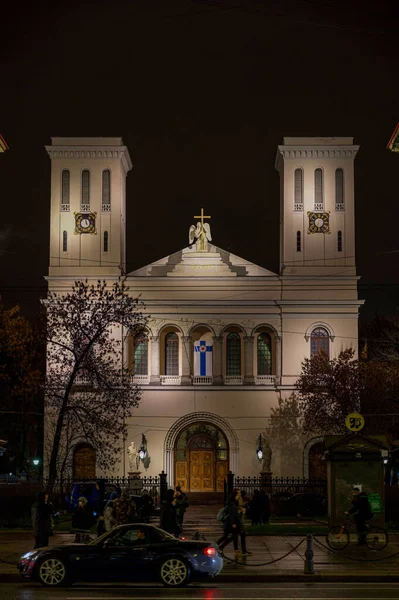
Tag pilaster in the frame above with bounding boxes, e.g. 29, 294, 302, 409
150, 336, 160, 385
212, 336, 223, 385
244, 336, 255, 385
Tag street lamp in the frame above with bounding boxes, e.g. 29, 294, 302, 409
139, 434, 147, 461
256, 434, 263, 462
32, 458, 40, 467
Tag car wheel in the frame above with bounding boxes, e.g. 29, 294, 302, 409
160, 557, 191, 587
38, 556, 69, 587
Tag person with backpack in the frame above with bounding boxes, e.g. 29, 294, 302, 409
216, 489, 244, 561
344, 487, 373, 545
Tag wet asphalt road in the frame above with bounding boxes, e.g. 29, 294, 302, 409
3, 582, 399, 599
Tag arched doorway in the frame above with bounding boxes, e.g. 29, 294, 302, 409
309, 441, 327, 479
73, 443, 96, 479
174, 423, 229, 492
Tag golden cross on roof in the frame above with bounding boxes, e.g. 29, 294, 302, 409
194, 207, 211, 228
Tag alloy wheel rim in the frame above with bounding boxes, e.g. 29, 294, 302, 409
161, 558, 187, 585
39, 558, 66, 585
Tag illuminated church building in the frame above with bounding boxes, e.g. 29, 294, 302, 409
45, 136, 361, 490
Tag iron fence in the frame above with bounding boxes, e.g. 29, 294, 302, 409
225, 473, 327, 503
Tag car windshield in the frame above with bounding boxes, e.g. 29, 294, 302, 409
90, 526, 176, 546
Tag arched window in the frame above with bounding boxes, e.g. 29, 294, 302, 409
226, 333, 241, 376
165, 333, 179, 375
314, 168, 324, 210
294, 168, 303, 211
134, 333, 148, 375
257, 333, 272, 375
81, 169, 90, 207
335, 168, 344, 209
61, 169, 70, 207
310, 327, 330, 358
103, 231, 108, 252
62, 230, 68, 252
102, 169, 111, 208
296, 230, 301, 252
337, 230, 342, 252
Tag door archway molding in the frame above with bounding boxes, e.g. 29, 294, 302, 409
164, 412, 239, 487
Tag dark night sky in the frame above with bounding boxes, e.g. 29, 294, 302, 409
0, 0, 398, 321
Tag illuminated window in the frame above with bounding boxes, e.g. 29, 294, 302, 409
81, 169, 90, 205
226, 333, 241, 376
294, 168, 303, 210
61, 170, 70, 205
165, 333, 179, 375
337, 230, 342, 252
134, 334, 148, 375
62, 231, 67, 252
104, 231, 108, 252
310, 327, 329, 358
102, 169, 111, 206
314, 168, 324, 209
335, 168, 344, 208
257, 333, 272, 375
297, 230, 301, 252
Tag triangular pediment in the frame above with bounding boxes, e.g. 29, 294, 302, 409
127, 244, 278, 278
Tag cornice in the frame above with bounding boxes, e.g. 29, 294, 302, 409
45, 145, 133, 174
275, 145, 360, 171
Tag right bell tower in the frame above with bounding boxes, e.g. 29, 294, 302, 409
275, 137, 359, 276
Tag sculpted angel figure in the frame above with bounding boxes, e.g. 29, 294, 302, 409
127, 441, 140, 472
189, 221, 212, 252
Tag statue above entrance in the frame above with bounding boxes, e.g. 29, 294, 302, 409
189, 207, 212, 252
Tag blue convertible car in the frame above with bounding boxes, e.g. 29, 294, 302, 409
19, 523, 223, 587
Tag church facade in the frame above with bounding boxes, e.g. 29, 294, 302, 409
45, 136, 361, 490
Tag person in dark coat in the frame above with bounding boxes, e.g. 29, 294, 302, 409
174, 486, 189, 530
140, 490, 154, 524
345, 487, 373, 545
260, 490, 271, 524
113, 490, 137, 525
216, 489, 243, 560
160, 488, 180, 536
32, 491, 53, 549
72, 497, 93, 543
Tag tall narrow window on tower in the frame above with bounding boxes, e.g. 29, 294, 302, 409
314, 168, 324, 210
335, 168, 344, 210
296, 230, 301, 252
294, 168, 303, 211
102, 169, 111, 211
61, 170, 70, 211
226, 333, 241, 377
337, 230, 343, 252
165, 333, 179, 376
62, 231, 68, 252
103, 231, 108, 252
81, 169, 90, 211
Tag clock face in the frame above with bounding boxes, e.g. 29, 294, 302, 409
74, 212, 97, 235
307, 211, 330, 234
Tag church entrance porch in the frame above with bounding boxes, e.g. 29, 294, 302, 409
174, 423, 229, 492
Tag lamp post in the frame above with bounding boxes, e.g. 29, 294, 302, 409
139, 434, 147, 462
257, 434, 263, 462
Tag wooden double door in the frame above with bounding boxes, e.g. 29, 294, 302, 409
176, 450, 228, 492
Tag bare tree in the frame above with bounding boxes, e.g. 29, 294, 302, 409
44, 279, 147, 492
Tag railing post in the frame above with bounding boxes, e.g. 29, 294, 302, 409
227, 471, 234, 499
304, 533, 314, 574
159, 470, 167, 504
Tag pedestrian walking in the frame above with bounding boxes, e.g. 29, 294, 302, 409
174, 486, 189, 530
237, 490, 252, 556
31, 491, 53, 549
103, 491, 118, 532
160, 488, 181, 536
72, 496, 93, 543
344, 487, 373, 545
140, 490, 154, 523
216, 489, 243, 561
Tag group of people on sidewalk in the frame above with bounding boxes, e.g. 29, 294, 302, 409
159, 486, 189, 536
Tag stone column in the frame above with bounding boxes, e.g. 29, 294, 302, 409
150, 336, 160, 385
212, 336, 223, 385
181, 336, 192, 385
244, 335, 255, 385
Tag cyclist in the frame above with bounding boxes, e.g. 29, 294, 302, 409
344, 487, 373, 545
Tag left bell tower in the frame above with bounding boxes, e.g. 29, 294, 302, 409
46, 137, 132, 278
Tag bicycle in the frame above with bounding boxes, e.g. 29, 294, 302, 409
326, 519, 388, 551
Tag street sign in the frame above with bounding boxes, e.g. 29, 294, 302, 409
345, 412, 365, 432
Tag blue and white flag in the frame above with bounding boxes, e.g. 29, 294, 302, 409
194, 340, 213, 376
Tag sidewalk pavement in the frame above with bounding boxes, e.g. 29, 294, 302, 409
2, 529, 399, 583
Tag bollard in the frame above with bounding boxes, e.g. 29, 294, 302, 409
304, 533, 314, 574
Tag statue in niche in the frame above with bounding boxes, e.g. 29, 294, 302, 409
189, 221, 212, 252
127, 441, 140, 472
261, 434, 272, 473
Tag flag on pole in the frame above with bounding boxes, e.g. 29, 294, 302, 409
194, 340, 213, 376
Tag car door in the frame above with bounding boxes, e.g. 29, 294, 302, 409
101, 526, 154, 581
